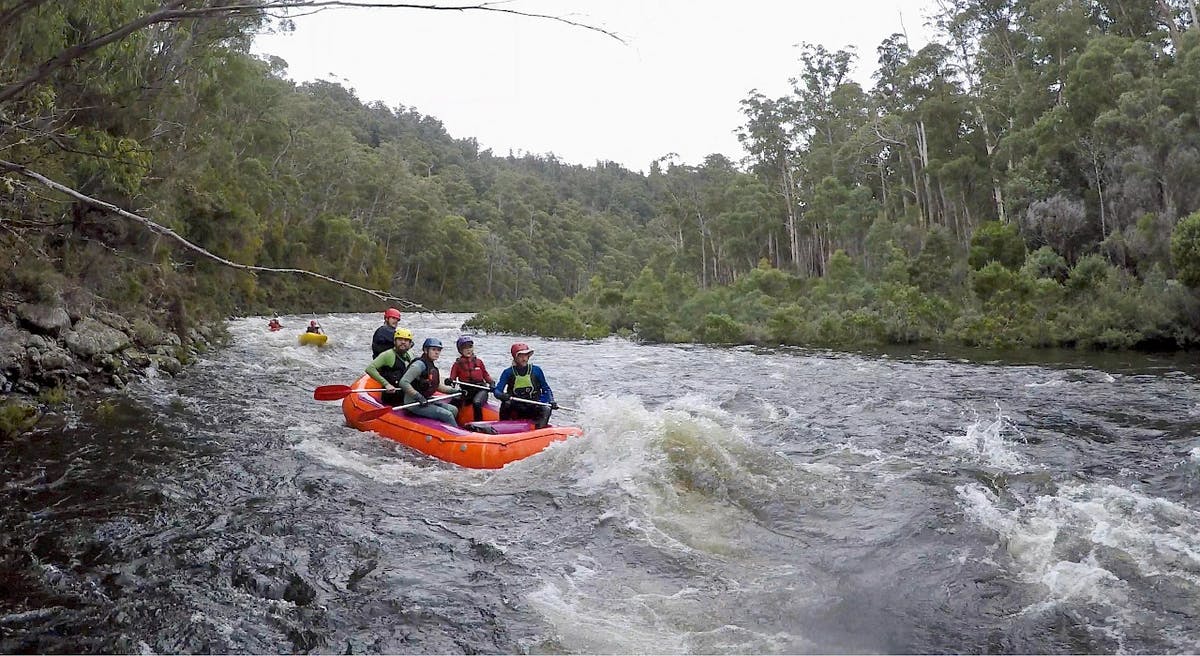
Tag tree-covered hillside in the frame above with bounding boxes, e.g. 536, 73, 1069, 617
475, 0, 1200, 350
3, 1, 1200, 351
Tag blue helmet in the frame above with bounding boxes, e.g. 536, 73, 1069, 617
456, 335, 474, 352
422, 337, 443, 350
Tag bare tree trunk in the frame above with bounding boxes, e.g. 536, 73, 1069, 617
1091, 147, 1107, 238
1157, 0, 1182, 49
782, 161, 800, 270
916, 121, 936, 226
906, 147, 925, 227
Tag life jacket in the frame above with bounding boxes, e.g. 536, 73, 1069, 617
306, 326, 320, 334
377, 350, 411, 386
507, 365, 539, 401
371, 324, 396, 358
411, 355, 440, 397
455, 355, 487, 384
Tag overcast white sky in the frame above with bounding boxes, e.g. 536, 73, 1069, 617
253, 0, 939, 172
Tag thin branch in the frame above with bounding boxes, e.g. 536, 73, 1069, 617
0, 159, 423, 306
0, 0, 50, 28
0, 1, 622, 105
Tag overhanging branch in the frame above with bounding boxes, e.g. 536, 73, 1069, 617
0, 159, 423, 307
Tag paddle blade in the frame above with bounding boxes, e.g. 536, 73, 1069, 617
358, 405, 394, 421
313, 384, 354, 401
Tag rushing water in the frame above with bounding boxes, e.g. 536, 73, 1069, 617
3, 312, 1200, 654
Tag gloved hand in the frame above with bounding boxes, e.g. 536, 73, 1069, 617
550, 402, 559, 410
496, 391, 510, 402
414, 393, 428, 407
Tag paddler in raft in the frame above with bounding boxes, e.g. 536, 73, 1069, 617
305, 320, 324, 335
449, 335, 495, 423
365, 327, 414, 405
494, 342, 557, 429
396, 338, 461, 426
372, 307, 402, 357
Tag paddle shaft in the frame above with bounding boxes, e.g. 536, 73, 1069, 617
453, 379, 577, 412
359, 392, 462, 420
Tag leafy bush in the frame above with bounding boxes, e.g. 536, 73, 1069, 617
972, 261, 1031, 304
1021, 246, 1070, 282
0, 401, 38, 439
910, 227, 958, 296
1171, 210, 1200, 288
696, 313, 745, 343
1066, 254, 1114, 294
969, 220, 1027, 270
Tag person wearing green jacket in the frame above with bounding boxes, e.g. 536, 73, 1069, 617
365, 327, 414, 405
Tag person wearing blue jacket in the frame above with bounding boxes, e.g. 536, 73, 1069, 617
493, 342, 557, 429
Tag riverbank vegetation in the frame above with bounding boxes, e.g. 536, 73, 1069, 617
3, 1, 1200, 363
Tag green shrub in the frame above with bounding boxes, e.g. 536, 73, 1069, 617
0, 400, 39, 439
1021, 246, 1070, 282
910, 227, 958, 295
1171, 210, 1200, 288
696, 313, 745, 343
1067, 254, 1114, 294
972, 261, 1030, 304
969, 220, 1027, 270
38, 385, 67, 406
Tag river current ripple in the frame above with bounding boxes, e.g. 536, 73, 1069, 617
3, 312, 1200, 653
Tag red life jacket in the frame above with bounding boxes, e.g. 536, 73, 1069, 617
454, 355, 488, 384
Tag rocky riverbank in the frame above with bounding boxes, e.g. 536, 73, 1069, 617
0, 295, 225, 436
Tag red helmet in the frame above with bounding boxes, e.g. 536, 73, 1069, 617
384, 308, 401, 320
309, 320, 318, 327
510, 343, 534, 358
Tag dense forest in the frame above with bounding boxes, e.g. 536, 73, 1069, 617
4, 1, 1200, 352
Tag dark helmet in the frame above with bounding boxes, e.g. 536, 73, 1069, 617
422, 337, 443, 350
510, 342, 533, 358
456, 335, 474, 352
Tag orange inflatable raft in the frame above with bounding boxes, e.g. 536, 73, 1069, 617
341, 375, 583, 469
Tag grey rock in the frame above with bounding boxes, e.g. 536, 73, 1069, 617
94, 353, 128, 376
25, 334, 47, 351
34, 343, 73, 372
16, 303, 72, 336
148, 355, 183, 376
0, 323, 29, 374
63, 318, 131, 358
124, 350, 151, 369
93, 310, 131, 334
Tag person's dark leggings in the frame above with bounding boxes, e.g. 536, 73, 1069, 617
460, 387, 489, 422
499, 400, 551, 429
381, 389, 404, 406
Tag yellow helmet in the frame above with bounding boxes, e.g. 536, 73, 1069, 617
394, 328, 413, 341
